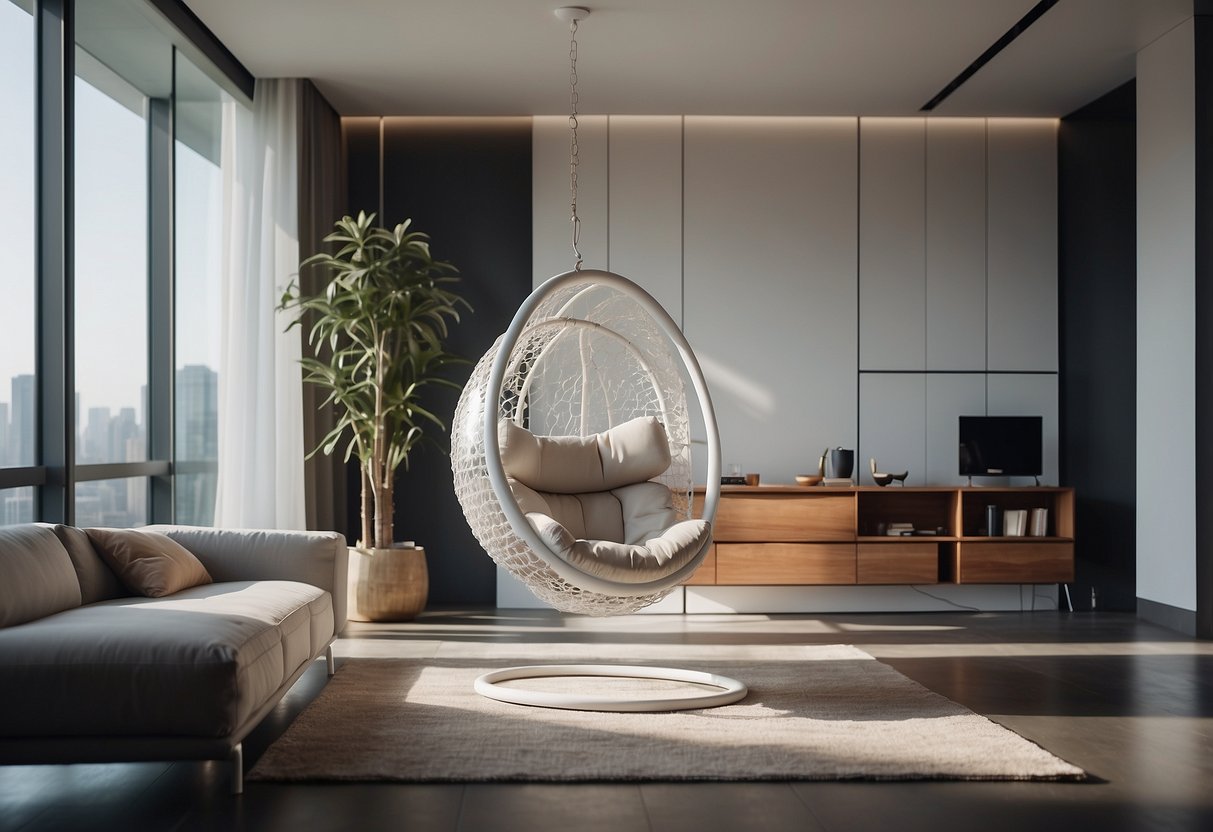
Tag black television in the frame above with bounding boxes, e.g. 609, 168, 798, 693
959, 416, 1042, 477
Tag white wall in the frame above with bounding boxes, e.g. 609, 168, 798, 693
856, 117, 1058, 487
1136, 20, 1197, 613
513, 114, 1060, 612
683, 117, 858, 484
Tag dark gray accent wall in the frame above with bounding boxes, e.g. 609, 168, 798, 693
1196, 15, 1213, 639
343, 117, 533, 607
1058, 81, 1137, 611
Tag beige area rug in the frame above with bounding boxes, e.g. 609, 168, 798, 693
248, 643, 1084, 783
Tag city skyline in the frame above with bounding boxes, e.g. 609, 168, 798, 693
2, 13, 222, 417
0, 364, 218, 528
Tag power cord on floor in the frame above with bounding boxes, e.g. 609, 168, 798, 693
910, 585, 982, 612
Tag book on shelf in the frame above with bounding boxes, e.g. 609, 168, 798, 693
885, 522, 915, 536
1029, 508, 1049, 537
821, 478, 853, 487
1003, 509, 1027, 537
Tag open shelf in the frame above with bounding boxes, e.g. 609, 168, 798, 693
693, 484, 1074, 587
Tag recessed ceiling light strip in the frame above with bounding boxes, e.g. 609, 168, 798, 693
921, 0, 1060, 112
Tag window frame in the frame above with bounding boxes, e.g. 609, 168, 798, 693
1, 0, 251, 527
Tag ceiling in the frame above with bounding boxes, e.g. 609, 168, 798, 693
183, 0, 1192, 117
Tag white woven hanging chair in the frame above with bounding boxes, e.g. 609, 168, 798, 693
451, 269, 722, 616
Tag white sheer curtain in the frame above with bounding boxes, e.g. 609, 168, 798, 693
214, 78, 306, 529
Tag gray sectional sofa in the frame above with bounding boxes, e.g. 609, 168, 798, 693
0, 523, 348, 793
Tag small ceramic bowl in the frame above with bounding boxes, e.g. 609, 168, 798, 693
794, 475, 823, 486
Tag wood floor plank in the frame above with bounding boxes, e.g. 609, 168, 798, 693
1, 611, 1211, 832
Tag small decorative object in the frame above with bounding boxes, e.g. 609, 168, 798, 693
821, 477, 854, 487
1029, 508, 1049, 537
817, 448, 829, 477
744, 473, 760, 486
869, 457, 908, 487
795, 474, 823, 486
722, 462, 746, 485
985, 504, 1002, 537
828, 447, 855, 480
1003, 509, 1028, 536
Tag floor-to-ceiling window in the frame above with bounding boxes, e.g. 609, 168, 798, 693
0, 0, 37, 524
173, 53, 224, 526
0, 0, 249, 528
73, 56, 153, 527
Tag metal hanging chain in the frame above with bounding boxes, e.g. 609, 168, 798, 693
568, 17, 583, 270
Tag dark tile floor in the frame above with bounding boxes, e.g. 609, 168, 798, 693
2, 610, 1211, 831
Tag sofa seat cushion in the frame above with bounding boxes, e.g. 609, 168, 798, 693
0, 580, 333, 739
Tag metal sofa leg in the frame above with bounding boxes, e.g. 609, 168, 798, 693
230, 743, 244, 795
326, 643, 336, 676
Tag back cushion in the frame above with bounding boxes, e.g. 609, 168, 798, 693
0, 525, 82, 628
51, 525, 126, 605
614, 482, 681, 545
499, 416, 672, 494
508, 478, 674, 545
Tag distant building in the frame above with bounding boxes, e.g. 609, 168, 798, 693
0, 402, 9, 467
176, 364, 218, 525
82, 406, 111, 464
11, 374, 35, 466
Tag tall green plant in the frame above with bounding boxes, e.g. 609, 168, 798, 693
281, 211, 470, 549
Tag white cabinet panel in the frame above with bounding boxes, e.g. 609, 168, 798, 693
927, 119, 987, 370
609, 116, 683, 326
859, 374, 926, 486
533, 115, 608, 287
987, 373, 1059, 487
860, 118, 925, 370
987, 119, 1058, 371
925, 373, 987, 485
1136, 20, 1197, 610
683, 117, 858, 485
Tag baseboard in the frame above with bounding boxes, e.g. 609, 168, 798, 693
686, 585, 1058, 614
1137, 597, 1197, 636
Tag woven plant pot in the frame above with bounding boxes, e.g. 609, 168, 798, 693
346, 544, 428, 622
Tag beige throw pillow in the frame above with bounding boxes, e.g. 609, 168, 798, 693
84, 529, 213, 598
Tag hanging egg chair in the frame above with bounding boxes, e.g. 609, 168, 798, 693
448, 6, 742, 712
451, 269, 722, 617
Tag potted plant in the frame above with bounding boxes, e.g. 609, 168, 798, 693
281, 211, 470, 621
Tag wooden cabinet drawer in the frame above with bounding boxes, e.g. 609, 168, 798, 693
683, 544, 716, 585
857, 543, 939, 584
708, 493, 854, 542
954, 542, 1074, 584
716, 543, 856, 585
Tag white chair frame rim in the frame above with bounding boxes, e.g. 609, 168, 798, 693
473, 664, 748, 712
483, 269, 723, 598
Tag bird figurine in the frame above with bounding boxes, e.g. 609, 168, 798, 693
870, 457, 908, 487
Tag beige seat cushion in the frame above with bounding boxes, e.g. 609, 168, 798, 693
499, 416, 672, 494
529, 516, 711, 584
499, 417, 705, 583
510, 480, 681, 545
0, 580, 333, 739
